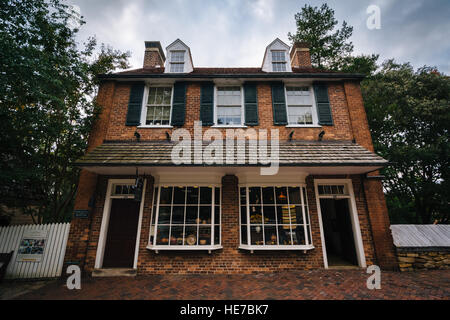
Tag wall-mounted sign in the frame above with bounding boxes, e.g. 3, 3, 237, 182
74, 209, 89, 218
17, 229, 48, 262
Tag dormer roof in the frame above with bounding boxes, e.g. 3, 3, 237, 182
164, 39, 194, 73
261, 38, 292, 73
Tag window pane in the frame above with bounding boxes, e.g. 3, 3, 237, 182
186, 187, 199, 204
290, 205, 303, 224
148, 87, 157, 104
264, 226, 278, 245
250, 226, 263, 245
288, 187, 301, 204
249, 206, 262, 224
156, 226, 169, 245
214, 205, 220, 225
272, 51, 285, 62
171, 51, 185, 62
198, 226, 211, 245
185, 226, 197, 245
288, 106, 313, 125
263, 206, 276, 224
241, 226, 247, 244
199, 206, 212, 224
275, 187, 288, 204
240, 187, 246, 205
171, 206, 184, 224
200, 187, 212, 204
159, 187, 172, 204
292, 225, 306, 245
215, 187, 220, 205
272, 62, 286, 72
158, 206, 171, 224
186, 206, 198, 224
170, 226, 183, 245
240, 206, 247, 224
262, 187, 275, 204
170, 63, 184, 73
214, 225, 220, 245
278, 206, 290, 225
278, 225, 292, 245
173, 187, 185, 204
249, 187, 261, 204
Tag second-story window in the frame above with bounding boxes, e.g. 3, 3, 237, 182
170, 51, 185, 73
145, 87, 172, 125
286, 86, 315, 125
216, 86, 242, 126
272, 50, 286, 72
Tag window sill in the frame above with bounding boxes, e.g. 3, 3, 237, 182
211, 125, 248, 128
285, 125, 322, 128
137, 125, 173, 129
147, 245, 223, 253
239, 245, 314, 252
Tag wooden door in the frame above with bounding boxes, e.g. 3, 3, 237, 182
102, 199, 140, 268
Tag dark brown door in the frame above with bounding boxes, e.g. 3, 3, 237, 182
103, 199, 140, 268
335, 199, 358, 265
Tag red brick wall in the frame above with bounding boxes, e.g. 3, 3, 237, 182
143, 50, 164, 68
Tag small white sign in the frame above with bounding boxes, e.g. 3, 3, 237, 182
17, 229, 48, 262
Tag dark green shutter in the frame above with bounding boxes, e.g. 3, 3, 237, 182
271, 82, 287, 125
170, 82, 187, 126
244, 82, 259, 126
314, 83, 333, 126
200, 82, 214, 126
125, 82, 145, 126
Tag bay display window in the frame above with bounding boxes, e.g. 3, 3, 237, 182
170, 51, 185, 73
272, 50, 287, 72
149, 186, 221, 250
216, 87, 242, 125
286, 86, 315, 125
145, 87, 172, 125
239, 186, 313, 249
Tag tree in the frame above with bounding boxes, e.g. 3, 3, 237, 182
0, 0, 130, 223
361, 60, 450, 224
288, 3, 353, 69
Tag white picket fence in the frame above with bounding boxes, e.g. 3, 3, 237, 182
0, 223, 70, 279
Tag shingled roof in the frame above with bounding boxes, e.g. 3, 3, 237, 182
75, 141, 388, 167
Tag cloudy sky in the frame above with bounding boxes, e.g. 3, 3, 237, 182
70, 0, 450, 74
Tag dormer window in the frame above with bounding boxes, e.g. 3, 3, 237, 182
170, 51, 185, 73
272, 50, 286, 72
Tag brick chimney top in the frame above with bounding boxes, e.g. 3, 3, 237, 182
290, 42, 312, 68
143, 41, 166, 68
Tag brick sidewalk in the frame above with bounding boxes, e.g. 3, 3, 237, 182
13, 269, 450, 300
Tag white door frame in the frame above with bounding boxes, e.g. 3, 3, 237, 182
314, 179, 366, 268
94, 178, 146, 269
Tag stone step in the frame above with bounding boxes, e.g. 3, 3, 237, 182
92, 268, 137, 277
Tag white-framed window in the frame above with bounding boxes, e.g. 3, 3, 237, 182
149, 185, 221, 250
272, 50, 287, 72
143, 86, 173, 126
239, 185, 313, 250
215, 86, 243, 126
285, 86, 317, 126
169, 50, 185, 73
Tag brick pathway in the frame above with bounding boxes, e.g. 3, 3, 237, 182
14, 269, 450, 300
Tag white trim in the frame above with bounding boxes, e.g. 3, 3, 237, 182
147, 245, 223, 252
314, 179, 367, 269
214, 85, 245, 126
284, 85, 319, 126
94, 178, 145, 270
139, 84, 174, 127
239, 245, 314, 251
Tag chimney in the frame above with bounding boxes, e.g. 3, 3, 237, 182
143, 41, 166, 68
290, 42, 312, 68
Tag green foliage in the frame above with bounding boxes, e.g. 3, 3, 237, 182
0, 0, 130, 224
288, 3, 353, 69
362, 61, 450, 223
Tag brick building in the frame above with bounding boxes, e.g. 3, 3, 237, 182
65, 38, 397, 276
